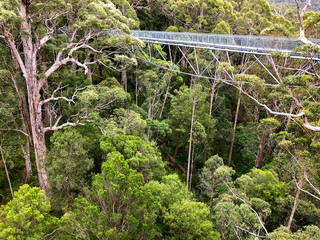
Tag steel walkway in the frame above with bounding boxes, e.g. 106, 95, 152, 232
127, 30, 320, 87
131, 30, 320, 53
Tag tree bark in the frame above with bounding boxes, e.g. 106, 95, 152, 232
228, 92, 241, 166
1, 146, 14, 199
121, 69, 127, 92
159, 76, 171, 119
199, 5, 204, 30
20, 1, 49, 191
287, 178, 304, 230
187, 90, 196, 188
11, 73, 33, 181
255, 140, 266, 168
209, 80, 217, 116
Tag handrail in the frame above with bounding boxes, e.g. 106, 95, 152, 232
131, 30, 320, 53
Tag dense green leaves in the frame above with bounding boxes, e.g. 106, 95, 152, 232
0, 185, 58, 239
60, 152, 160, 239
100, 134, 167, 181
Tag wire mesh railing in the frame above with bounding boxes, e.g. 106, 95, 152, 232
131, 30, 320, 53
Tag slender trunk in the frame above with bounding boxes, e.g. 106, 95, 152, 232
181, 47, 187, 68
287, 178, 304, 230
187, 90, 196, 188
160, 76, 171, 119
254, 105, 260, 123
148, 98, 152, 119
121, 69, 127, 92
287, 102, 294, 125
199, 6, 204, 30
1, 147, 14, 199
228, 92, 241, 166
189, 144, 195, 190
209, 81, 216, 116
99, 64, 103, 82
135, 74, 139, 105
255, 141, 265, 168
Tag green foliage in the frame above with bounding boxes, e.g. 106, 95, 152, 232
236, 168, 287, 204
164, 199, 220, 240
269, 225, 320, 240
144, 174, 192, 209
213, 192, 271, 239
60, 152, 160, 239
78, 85, 130, 116
102, 108, 147, 136
46, 128, 93, 207
0, 185, 58, 239
168, 84, 216, 146
283, 75, 313, 87
199, 155, 225, 202
212, 19, 232, 34
100, 134, 167, 181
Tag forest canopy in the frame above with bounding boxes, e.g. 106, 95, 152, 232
0, 0, 320, 239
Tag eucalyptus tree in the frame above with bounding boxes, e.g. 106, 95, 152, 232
0, 0, 140, 192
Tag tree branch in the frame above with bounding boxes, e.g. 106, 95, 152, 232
44, 119, 85, 132
39, 84, 76, 107
295, 0, 318, 46
220, 80, 320, 132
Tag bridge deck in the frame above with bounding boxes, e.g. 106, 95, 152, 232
131, 30, 320, 53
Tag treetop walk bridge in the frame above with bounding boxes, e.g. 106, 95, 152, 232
128, 30, 320, 87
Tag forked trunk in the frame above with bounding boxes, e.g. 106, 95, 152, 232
287, 178, 304, 230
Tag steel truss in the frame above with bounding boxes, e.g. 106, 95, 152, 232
126, 39, 320, 88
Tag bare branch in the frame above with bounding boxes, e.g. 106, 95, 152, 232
39, 84, 76, 107
225, 182, 269, 236
220, 79, 320, 132
1, 25, 28, 78
295, 0, 319, 46
235, 225, 267, 239
0, 128, 30, 137
44, 119, 85, 132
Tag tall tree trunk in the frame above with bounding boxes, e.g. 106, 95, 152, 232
20, 135, 32, 183
228, 92, 241, 166
160, 76, 171, 119
181, 47, 187, 69
187, 90, 196, 188
209, 80, 217, 116
189, 144, 195, 190
199, 5, 204, 30
148, 98, 152, 119
1, 146, 14, 199
11, 73, 33, 181
254, 105, 260, 123
135, 74, 139, 105
121, 69, 127, 92
287, 178, 304, 230
255, 141, 266, 168
99, 64, 103, 82
20, 1, 49, 192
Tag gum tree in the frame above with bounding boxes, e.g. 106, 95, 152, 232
0, 0, 139, 192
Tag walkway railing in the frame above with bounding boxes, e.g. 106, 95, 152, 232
131, 30, 320, 53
